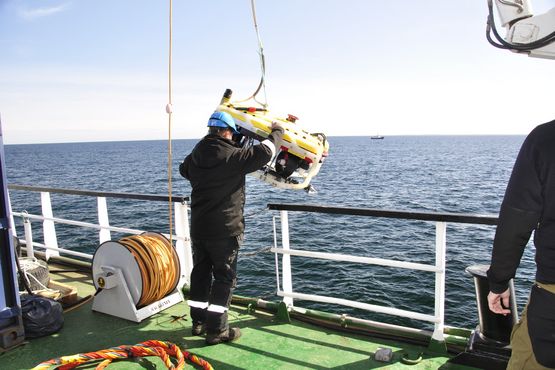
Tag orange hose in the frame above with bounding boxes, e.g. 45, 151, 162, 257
119, 233, 179, 307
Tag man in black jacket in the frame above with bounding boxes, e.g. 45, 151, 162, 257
488, 120, 555, 369
180, 111, 284, 345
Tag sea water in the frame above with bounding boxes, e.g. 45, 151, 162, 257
5, 135, 534, 330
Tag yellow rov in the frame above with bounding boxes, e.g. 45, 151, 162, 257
216, 89, 329, 192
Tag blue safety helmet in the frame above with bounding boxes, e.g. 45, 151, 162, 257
207, 111, 239, 134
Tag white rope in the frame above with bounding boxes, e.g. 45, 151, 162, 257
25, 272, 53, 292
20, 258, 56, 293
166, 0, 174, 247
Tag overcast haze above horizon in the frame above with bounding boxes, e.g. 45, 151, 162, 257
1, 0, 554, 145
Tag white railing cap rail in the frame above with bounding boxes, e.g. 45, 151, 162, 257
8, 184, 189, 203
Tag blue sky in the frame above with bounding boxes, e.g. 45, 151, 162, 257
1, 0, 554, 144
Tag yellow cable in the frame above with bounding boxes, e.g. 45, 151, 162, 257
119, 239, 149, 302
119, 233, 179, 307
120, 237, 155, 306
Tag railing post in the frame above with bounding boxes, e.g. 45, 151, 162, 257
174, 201, 192, 288
280, 210, 294, 306
40, 191, 59, 259
7, 189, 16, 238
23, 213, 34, 258
431, 221, 447, 352
97, 196, 111, 243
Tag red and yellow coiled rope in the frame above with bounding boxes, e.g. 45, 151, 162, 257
31, 340, 213, 370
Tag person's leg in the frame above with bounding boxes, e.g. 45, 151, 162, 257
523, 283, 555, 369
188, 239, 212, 330
507, 304, 554, 370
205, 235, 241, 343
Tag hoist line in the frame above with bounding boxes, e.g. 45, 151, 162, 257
167, 0, 174, 247
251, 0, 268, 106
237, 0, 268, 108
166, 1, 268, 244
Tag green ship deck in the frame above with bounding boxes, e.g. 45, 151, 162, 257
1, 262, 479, 370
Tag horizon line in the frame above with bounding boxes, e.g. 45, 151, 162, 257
4, 133, 527, 146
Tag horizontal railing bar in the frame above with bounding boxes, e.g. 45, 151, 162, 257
268, 203, 498, 225
8, 184, 189, 203
14, 212, 144, 235
23, 241, 93, 259
12, 212, 188, 241
271, 248, 440, 272
278, 290, 438, 323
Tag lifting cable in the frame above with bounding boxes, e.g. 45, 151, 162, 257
166, 0, 174, 248
165, 0, 269, 236
31, 339, 213, 370
486, 0, 555, 51
237, 0, 269, 108
118, 233, 179, 307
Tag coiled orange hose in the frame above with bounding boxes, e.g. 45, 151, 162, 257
118, 233, 180, 307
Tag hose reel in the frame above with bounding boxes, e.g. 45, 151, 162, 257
91, 232, 183, 322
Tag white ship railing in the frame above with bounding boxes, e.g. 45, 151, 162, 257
7, 184, 193, 287
8, 185, 499, 344
267, 203, 498, 344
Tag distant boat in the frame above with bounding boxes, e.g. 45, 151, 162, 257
370, 135, 384, 140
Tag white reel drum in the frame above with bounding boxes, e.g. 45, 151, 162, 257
91, 232, 183, 322
92, 240, 143, 306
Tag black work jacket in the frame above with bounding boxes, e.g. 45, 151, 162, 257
180, 130, 282, 240
488, 120, 555, 293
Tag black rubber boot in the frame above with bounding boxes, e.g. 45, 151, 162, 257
192, 322, 206, 336
205, 327, 241, 345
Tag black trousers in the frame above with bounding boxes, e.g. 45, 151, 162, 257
188, 235, 241, 333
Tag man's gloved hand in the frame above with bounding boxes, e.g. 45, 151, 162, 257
271, 121, 285, 134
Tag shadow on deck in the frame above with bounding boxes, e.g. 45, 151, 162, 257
1, 263, 478, 369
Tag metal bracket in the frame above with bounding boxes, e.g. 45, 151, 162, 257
276, 301, 291, 323
92, 266, 183, 322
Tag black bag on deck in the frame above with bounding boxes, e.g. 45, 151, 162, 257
21, 295, 64, 338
